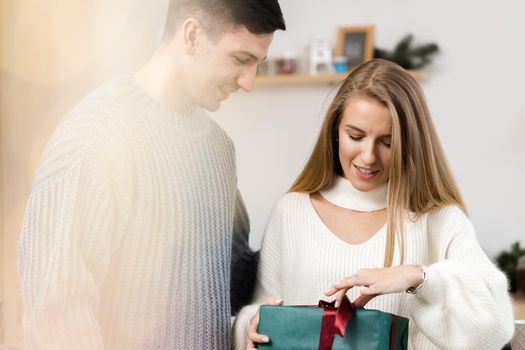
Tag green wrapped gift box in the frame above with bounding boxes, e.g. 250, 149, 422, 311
257, 296, 408, 350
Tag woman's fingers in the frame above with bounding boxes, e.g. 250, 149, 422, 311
325, 272, 370, 296
324, 277, 355, 296
262, 297, 283, 305
248, 330, 269, 344
248, 315, 259, 333
325, 277, 358, 306
247, 312, 269, 349
324, 267, 419, 310
353, 293, 377, 308
324, 286, 337, 296
335, 287, 350, 307
247, 315, 269, 346
245, 297, 282, 349
324, 269, 381, 306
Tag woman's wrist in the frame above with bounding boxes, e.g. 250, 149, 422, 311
406, 265, 427, 294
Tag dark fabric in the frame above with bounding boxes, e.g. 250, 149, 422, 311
230, 191, 259, 316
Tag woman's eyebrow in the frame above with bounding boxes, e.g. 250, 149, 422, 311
344, 123, 365, 133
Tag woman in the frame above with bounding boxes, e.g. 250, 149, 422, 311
234, 59, 514, 350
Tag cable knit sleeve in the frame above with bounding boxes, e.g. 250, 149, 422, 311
232, 196, 285, 350
18, 158, 113, 350
405, 205, 515, 350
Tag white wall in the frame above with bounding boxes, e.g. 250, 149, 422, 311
212, 0, 525, 256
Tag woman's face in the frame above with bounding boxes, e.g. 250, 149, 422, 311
338, 94, 392, 192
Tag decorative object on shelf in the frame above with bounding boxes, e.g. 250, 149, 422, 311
256, 59, 275, 76
374, 34, 439, 70
333, 56, 349, 73
254, 70, 418, 86
276, 51, 298, 74
309, 36, 333, 75
495, 241, 525, 294
335, 25, 375, 68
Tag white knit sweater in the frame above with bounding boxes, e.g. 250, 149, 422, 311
233, 178, 515, 350
18, 77, 247, 349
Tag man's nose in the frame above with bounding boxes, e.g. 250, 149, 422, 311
236, 65, 257, 92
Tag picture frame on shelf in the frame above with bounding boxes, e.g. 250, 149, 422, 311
335, 26, 375, 67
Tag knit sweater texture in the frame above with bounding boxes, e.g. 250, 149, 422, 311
18, 76, 247, 349
233, 177, 515, 350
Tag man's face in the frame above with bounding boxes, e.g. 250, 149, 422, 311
190, 25, 274, 111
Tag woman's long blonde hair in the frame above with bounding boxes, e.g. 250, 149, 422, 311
290, 59, 465, 267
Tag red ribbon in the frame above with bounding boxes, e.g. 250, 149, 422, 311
390, 314, 398, 350
318, 302, 337, 350
317, 296, 354, 350
317, 296, 398, 350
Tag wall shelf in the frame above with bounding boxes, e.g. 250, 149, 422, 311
255, 70, 419, 86
255, 73, 347, 85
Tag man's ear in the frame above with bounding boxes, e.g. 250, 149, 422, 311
182, 18, 204, 55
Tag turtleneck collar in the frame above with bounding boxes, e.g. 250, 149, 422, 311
319, 176, 388, 212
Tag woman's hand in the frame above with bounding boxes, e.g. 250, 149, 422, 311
324, 265, 423, 307
246, 298, 283, 350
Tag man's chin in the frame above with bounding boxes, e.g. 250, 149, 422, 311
201, 100, 222, 112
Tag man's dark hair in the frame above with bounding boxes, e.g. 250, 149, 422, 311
164, 0, 286, 40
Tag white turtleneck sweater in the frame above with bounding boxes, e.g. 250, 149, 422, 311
18, 76, 248, 350
233, 177, 515, 350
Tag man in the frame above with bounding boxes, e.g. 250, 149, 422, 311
17, 0, 285, 349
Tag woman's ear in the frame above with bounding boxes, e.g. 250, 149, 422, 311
182, 18, 203, 55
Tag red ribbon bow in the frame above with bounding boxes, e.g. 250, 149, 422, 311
317, 296, 398, 350
317, 296, 354, 350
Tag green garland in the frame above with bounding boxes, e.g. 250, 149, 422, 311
374, 34, 439, 70
495, 241, 525, 293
